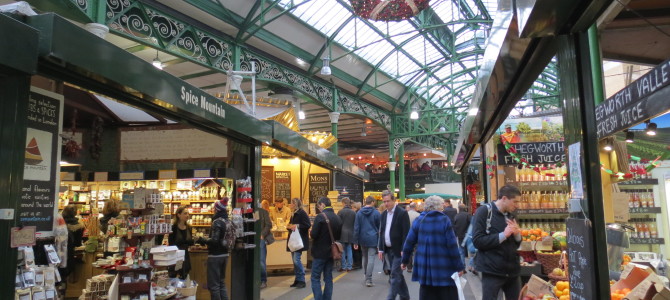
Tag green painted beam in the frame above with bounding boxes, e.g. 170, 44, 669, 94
180, 70, 219, 80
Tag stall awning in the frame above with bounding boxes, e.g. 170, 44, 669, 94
0, 13, 38, 75
25, 13, 272, 144
265, 120, 369, 181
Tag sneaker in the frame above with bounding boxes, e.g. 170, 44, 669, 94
260, 282, 267, 289
365, 281, 373, 287
294, 281, 306, 288
289, 281, 298, 287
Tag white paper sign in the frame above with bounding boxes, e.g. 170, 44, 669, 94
568, 143, 584, 199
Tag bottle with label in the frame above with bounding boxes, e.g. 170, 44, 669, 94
649, 220, 658, 239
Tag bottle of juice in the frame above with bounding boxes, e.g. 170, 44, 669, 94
649, 221, 658, 239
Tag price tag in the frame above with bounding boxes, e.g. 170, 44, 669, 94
11, 226, 36, 248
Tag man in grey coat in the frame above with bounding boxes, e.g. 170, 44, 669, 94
337, 197, 357, 272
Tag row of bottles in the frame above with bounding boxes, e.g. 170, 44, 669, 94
628, 218, 658, 239
518, 219, 566, 233
628, 162, 653, 179
625, 190, 656, 208
515, 166, 568, 182
187, 215, 212, 226
518, 191, 570, 209
161, 186, 221, 201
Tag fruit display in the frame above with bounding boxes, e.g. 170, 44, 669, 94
522, 228, 550, 242
610, 288, 631, 300
553, 281, 570, 300
552, 231, 567, 250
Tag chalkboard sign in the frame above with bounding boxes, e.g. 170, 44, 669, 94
19, 89, 63, 233
334, 171, 364, 203
497, 142, 565, 165
566, 218, 596, 300
595, 59, 670, 138
274, 171, 291, 201
309, 173, 331, 204
261, 166, 274, 202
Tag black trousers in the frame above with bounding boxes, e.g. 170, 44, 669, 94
419, 284, 458, 300
481, 273, 521, 300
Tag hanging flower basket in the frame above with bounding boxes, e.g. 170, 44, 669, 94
350, 0, 431, 22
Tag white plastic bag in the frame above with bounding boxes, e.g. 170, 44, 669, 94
451, 272, 467, 300
287, 229, 303, 252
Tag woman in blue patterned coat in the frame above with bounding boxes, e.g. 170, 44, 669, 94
401, 195, 465, 300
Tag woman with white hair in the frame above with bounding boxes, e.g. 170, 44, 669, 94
401, 196, 465, 300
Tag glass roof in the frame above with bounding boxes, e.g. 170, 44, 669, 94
277, 0, 498, 110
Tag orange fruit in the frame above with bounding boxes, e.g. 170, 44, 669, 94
522, 230, 529, 236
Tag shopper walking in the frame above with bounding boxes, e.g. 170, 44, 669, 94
378, 190, 411, 300
337, 197, 356, 272
200, 198, 231, 300
353, 195, 381, 287
259, 200, 274, 289
169, 206, 194, 279
351, 201, 363, 270
401, 196, 465, 300
310, 197, 342, 300
453, 204, 471, 265
405, 202, 421, 273
443, 200, 457, 224
473, 185, 522, 300
287, 198, 310, 288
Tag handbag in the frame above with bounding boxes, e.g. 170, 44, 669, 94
287, 226, 304, 252
322, 213, 343, 260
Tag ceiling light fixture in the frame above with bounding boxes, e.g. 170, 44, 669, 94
298, 110, 306, 120
152, 50, 163, 70
439, 126, 446, 132
603, 139, 613, 151
645, 120, 657, 136
625, 130, 634, 143
361, 126, 367, 137
320, 56, 331, 76
410, 105, 419, 120
468, 107, 479, 116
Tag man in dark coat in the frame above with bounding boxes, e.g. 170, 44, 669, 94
443, 200, 457, 224
452, 204, 471, 264
310, 197, 342, 300
378, 190, 410, 300
337, 197, 356, 272
473, 185, 522, 300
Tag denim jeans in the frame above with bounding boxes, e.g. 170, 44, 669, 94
459, 245, 466, 266
207, 255, 229, 300
361, 246, 377, 282
387, 251, 409, 300
292, 251, 305, 282
340, 243, 353, 270
260, 240, 267, 283
311, 258, 334, 300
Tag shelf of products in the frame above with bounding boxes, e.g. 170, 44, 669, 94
235, 177, 256, 249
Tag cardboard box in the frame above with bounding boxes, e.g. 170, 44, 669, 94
611, 264, 654, 292
521, 274, 554, 298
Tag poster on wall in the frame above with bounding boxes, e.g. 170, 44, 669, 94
309, 173, 331, 204
274, 171, 291, 201
334, 172, 364, 203
261, 166, 274, 202
19, 88, 64, 234
496, 116, 564, 143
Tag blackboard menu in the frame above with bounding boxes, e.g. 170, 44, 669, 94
261, 166, 274, 202
274, 171, 291, 201
497, 142, 565, 165
309, 173, 330, 204
566, 218, 596, 300
19, 90, 63, 233
595, 58, 670, 138
334, 171, 364, 203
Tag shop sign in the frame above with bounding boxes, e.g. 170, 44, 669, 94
497, 142, 565, 165
274, 171, 291, 201
180, 86, 226, 119
595, 59, 670, 138
19, 88, 63, 233
309, 173, 331, 204
566, 218, 596, 300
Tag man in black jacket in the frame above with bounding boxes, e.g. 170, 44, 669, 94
378, 190, 410, 300
453, 204, 471, 264
472, 185, 522, 300
310, 197, 342, 300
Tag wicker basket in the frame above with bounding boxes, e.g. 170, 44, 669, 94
547, 273, 568, 285
535, 251, 561, 275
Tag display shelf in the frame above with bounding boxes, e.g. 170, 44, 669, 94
629, 207, 662, 214
68, 201, 89, 205
516, 208, 568, 215
619, 179, 658, 186
629, 238, 664, 244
